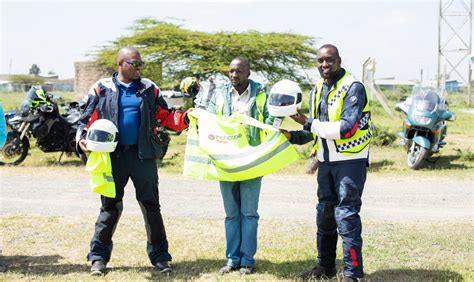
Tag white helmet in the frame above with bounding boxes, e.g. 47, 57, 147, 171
268, 79, 303, 117
86, 119, 119, 152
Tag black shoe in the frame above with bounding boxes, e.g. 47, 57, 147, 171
240, 265, 254, 275
300, 264, 337, 279
219, 265, 238, 275
90, 260, 106, 276
154, 261, 172, 274
342, 276, 358, 282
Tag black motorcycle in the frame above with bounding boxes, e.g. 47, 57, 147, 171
0, 86, 86, 165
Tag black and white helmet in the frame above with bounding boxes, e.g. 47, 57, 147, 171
268, 80, 302, 117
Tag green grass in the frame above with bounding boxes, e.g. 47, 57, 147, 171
160, 90, 474, 177
2, 90, 473, 178
0, 92, 80, 111
1, 215, 472, 281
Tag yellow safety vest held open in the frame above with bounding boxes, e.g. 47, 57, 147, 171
215, 89, 267, 142
310, 71, 372, 162
183, 109, 299, 181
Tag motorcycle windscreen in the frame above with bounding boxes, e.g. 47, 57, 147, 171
414, 92, 440, 112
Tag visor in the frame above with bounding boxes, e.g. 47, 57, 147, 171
269, 94, 295, 106
88, 129, 117, 142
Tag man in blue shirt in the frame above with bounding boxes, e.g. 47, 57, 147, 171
78, 47, 189, 276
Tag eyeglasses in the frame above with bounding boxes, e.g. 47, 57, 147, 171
124, 60, 145, 69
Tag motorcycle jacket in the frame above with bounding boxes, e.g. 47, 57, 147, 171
77, 73, 188, 159
310, 70, 371, 162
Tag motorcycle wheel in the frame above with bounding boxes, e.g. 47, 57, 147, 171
407, 141, 428, 170
0, 133, 29, 166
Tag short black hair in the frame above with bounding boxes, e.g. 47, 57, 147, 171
319, 44, 340, 58
232, 57, 251, 69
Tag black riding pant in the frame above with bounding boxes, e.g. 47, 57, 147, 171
87, 146, 171, 265
316, 160, 366, 278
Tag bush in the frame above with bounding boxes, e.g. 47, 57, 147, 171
8, 75, 45, 91
371, 124, 397, 146
454, 148, 474, 162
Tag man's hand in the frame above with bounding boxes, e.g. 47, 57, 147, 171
79, 139, 89, 153
183, 108, 194, 125
280, 129, 292, 141
290, 110, 308, 125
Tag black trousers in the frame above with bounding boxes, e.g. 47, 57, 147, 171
87, 146, 172, 265
316, 160, 366, 278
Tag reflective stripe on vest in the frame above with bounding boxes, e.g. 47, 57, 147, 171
216, 90, 267, 141
310, 71, 372, 156
183, 109, 299, 181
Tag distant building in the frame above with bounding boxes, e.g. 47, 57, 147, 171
375, 78, 416, 93
0, 75, 23, 92
375, 78, 462, 93
445, 80, 460, 92
0, 74, 74, 92
74, 61, 112, 95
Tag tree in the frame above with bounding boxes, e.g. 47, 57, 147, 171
93, 18, 317, 86
29, 64, 41, 76
9, 74, 45, 91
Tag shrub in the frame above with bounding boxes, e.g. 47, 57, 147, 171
371, 124, 397, 146
454, 148, 474, 162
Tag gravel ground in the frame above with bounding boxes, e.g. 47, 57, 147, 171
1, 167, 472, 221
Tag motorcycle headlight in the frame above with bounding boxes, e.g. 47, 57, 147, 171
20, 103, 30, 116
414, 115, 432, 125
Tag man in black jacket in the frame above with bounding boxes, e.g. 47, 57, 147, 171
282, 44, 371, 282
77, 46, 188, 276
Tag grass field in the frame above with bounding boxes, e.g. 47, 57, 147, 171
1, 89, 472, 178
1, 89, 473, 281
1, 215, 472, 281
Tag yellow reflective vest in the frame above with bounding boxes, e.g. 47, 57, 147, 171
310, 71, 371, 162
183, 109, 299, 181
85, 152, 116, 198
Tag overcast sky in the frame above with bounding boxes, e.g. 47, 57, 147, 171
1, 0, 451, 82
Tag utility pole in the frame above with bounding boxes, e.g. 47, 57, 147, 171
437, 0, 472, 105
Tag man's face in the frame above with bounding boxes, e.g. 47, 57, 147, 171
119, 52, 143, 81
228, 60, 250, 88
317, 47, 341, 80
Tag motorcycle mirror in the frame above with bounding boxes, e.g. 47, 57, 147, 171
441, 111, 456, 121
448, 112, 456, 121
394, 102, 408, 114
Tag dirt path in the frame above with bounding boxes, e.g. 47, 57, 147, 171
1, 167, 472, 221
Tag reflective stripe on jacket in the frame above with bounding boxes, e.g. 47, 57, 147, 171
310, 71, 371, 162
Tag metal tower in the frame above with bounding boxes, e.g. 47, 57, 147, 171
437, 0, 472, 105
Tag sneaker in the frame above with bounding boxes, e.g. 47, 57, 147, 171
342, 276, 358, 282
218, 265, 238, 275
300, 264, 337, 279
90, 260, 106, 276
240, 265, 254, 275
154, 261, 172, 274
